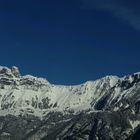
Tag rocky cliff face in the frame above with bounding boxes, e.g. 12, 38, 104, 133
0, 66, 140, 140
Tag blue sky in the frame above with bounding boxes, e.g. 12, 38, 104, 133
0, 0, 140, 85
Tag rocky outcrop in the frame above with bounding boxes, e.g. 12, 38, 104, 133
11, 66, 21, 78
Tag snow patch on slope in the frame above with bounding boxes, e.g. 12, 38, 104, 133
129, 120, 140, 129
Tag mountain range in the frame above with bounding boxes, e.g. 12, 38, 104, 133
0, 66, 140, 140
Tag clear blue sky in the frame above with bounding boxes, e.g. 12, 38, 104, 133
0, 0, 140, 85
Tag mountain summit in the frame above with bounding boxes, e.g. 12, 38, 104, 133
0, 66, 140, 140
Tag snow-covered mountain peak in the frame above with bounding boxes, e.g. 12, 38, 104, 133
0, 66, 50, 89
0, 66, 21, 78
0, 66, 140, 119
119, 72, 140, 89
0, 67, 140, 139
11, 66, 21, 77
100, 75, 119, 87
0, 66, 13, 75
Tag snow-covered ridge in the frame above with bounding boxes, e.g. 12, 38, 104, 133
0, 66, 140, 117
